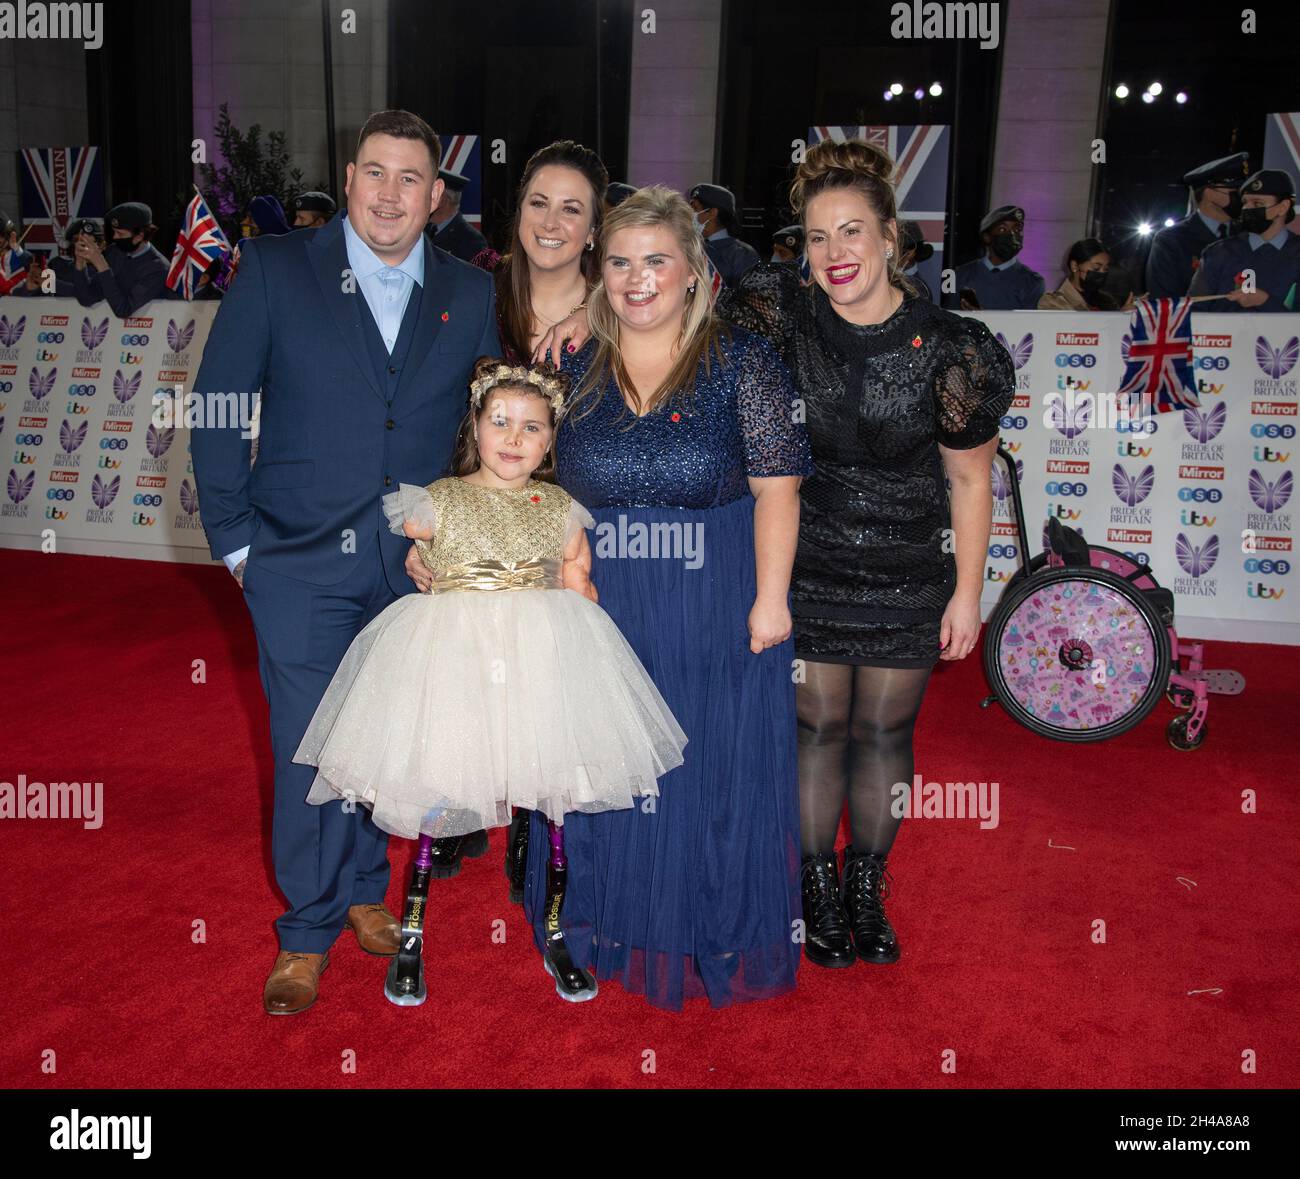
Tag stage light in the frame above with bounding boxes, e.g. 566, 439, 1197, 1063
890, 82, 903, 95
1115, 83, 1129, 99
929, 82, 942, 97
1148, 81, 1163, 96
1141, 91, 1155, 104
883, 90, 893, 101
914, 88, 925, 100
1164, 217, 1176, 227
1137, 222, 1153, 236
1175, 91, 1188, 104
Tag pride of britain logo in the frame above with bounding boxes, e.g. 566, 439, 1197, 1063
1255, 336, 1298, 397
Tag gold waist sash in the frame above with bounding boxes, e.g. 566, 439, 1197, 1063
428, 558, 564, 593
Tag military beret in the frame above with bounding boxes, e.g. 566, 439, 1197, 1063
1240, 168, 1295, 200
0, 210, 15, 235
106, 202, 153, 233
898, 219, 934, 263
980, 205, 1024, 233
438, 170, 469, 193
292, 191, 337, 215
688, 183, 737, 216
1181, 152, 1250, 188
606, 182, 637, 207
66, 218, 101, 242
771, 223, 804, 251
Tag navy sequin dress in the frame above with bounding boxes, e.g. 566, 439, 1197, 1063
523, 326, 815, 1010
718, 265, 1015, 666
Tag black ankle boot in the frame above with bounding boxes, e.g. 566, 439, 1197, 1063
504, 809, 530, 904
841, 846, 899, 964
799, 853, 855, 968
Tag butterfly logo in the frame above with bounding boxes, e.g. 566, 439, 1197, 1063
146, 424, 176, 458
1255, 336, 1299, 380
28, 366, 56, 400
167, 318, 196, 353
81, 317, 109, 349
1049, 393, 1092, 439
113, 370, 143, 403
990, 458, 1023, 501
7, 468, 34, 503
1175, 533, 1219, 577
1248, 469, 1293, 514
994, 331, 1034, 370
179, 479, 200, 516
1181, 402, 1226, 444
1111, 463, 1155, 507
59, 419, 88, 453
0, 314, 27, 347
91, 473, 120, 509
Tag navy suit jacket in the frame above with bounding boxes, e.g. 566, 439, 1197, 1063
190, 213, 499, 588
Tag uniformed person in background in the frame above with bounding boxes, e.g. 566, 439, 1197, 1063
0, 211, 35, 296
898, 219, 934, 301
13, 217, 94, 298
425, 169, 488, 262
948, 204, 1044, 310
243, 195, 292, 238
1144, 152, 1249, 299
688, 182, 760, 287
1190, 168, 1300, 312
770, 223, 804, 263
72, 201, 169, 317
290, 191, 337, 229
606, 181, 637, 210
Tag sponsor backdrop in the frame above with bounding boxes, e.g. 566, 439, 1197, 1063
0, 298, 1295, 643
0, 299, 218, 563
968, 311, 1299, 645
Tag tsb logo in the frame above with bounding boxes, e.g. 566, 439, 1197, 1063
1252, 423, 1296, 439
1055, 353, 1097, 368
1044, 481, 1087, 496
1000, 414, 1028, 431
1194, 355, 1230, 370
1177, 487, 1222, 503
1244, 558, 1291, 574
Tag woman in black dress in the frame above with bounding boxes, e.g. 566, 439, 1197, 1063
718, 138, 1014, 968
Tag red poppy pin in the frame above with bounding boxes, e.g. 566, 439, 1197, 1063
530, 494, 541, 504
670, 411, 682, 422
441, 311, 450, 322
911, 334, 923, 348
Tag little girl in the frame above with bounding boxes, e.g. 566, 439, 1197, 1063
293, 357, 686, 1004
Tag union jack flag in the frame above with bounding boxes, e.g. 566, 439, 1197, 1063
438, 133, 483, 227
1119, 297, 1198, 414
166, 191, 231, 299
19, 146, 105, 253
0, 248, 30, 295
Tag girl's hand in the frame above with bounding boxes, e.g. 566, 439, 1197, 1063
402, 518, 434, 541
533, 306, 590, 367
747, 599, 792, 654
939, 592, 982, 661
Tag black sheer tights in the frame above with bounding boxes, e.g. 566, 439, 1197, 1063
796, 661, 932, 857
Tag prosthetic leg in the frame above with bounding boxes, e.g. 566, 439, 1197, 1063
384, 834, 434, 1006
542, 820, 598, 1002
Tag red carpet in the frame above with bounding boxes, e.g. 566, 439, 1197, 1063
1, 547, 1296, 1089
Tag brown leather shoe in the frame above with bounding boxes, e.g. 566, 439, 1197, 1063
263, 949, 330, 1015
346, 902, 400, 956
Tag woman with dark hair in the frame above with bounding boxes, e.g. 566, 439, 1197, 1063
470, 139, 609, 364
1038, 237, 1113, 310
716, 138, 1014, 971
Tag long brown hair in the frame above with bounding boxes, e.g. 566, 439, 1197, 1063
568, 185, 729, 427
497, 141, 609, 360
448, 356, 567, 481
790, 138, 916, 297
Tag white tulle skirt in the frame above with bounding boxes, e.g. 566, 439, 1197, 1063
293, 587, 687, 840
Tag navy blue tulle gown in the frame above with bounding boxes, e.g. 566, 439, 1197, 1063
524, 325, 815, 1010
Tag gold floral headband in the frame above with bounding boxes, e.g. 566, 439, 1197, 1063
470, 364, 567, 413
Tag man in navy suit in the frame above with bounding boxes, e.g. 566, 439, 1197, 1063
191, 110, 499, 1014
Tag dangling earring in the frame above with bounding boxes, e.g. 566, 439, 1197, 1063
885, 248, 894, 259
688, 282, 697, 296
585, 240, 594, 252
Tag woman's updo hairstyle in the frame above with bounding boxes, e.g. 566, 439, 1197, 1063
789, 138, 915, 295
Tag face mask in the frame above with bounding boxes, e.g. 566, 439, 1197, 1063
1237, 206, 1273, 235
991, 231, 1022, 260
1081, 269, 1107, 292
108, 236, 137, 255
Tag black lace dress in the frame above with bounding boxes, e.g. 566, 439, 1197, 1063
717, 263, 1015, 666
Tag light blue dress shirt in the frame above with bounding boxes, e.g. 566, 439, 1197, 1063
223, 215, 426, 573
